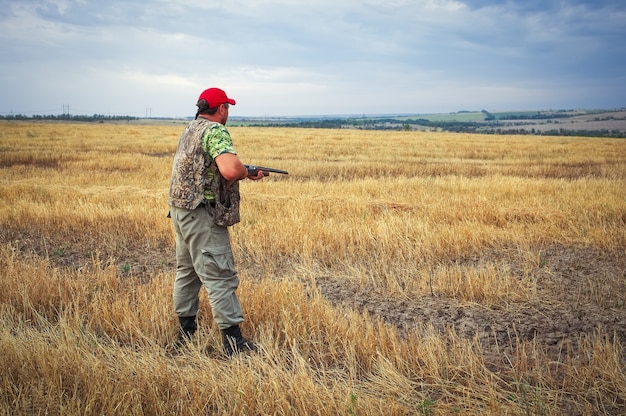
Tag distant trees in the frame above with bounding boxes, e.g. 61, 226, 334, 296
0, 114, 138, 122
4, 112, 625, 138
481, 109, 495, 120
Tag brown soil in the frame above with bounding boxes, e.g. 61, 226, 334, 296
312, 245, 626, 367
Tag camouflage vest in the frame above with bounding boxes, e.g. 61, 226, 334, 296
168, 119, 241, 226
206, 165, 241, 227
169, 118, 213, 210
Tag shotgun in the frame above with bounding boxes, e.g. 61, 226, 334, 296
244, 164, 288, 176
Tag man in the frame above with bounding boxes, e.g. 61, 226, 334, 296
168, 87, 264, 356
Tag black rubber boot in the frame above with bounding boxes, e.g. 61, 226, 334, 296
222, 325, 257, 357
176, 316, 197, 346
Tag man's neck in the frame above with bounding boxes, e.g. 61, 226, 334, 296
198, 114, 219, 122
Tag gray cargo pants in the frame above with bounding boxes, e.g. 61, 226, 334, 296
170, 204, 244, 330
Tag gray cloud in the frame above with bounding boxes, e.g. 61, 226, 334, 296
1, 0, 624, 116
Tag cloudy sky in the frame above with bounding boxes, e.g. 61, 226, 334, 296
1, 0, 625, 118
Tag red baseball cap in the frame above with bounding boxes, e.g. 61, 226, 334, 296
197, 88, 236, 108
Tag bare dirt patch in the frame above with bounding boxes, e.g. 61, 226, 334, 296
313, 245, 626, 367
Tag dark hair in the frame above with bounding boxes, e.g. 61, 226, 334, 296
195, 99, 219, 119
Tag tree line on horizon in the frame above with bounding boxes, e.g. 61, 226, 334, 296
2, 110, 625, 138
0, 113, 138, 122
248, 117, 626, 138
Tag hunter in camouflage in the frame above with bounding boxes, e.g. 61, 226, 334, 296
168, 87, 265, 357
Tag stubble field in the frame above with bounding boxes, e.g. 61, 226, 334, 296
1, 121, 625, 415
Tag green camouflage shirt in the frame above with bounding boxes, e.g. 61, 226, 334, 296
202, 123, 236, 201
168, 119, 237, 209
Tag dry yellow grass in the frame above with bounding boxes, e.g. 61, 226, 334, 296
1, 121, 625, 415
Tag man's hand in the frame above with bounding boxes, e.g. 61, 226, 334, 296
247, 170, 265, 181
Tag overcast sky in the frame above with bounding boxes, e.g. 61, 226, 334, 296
1, 0, 625, 118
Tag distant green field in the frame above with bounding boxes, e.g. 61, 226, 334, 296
491, 111, 542, 119
400, 112, 486, 122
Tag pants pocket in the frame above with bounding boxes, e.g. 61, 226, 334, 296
201, 249, 237, 279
